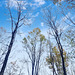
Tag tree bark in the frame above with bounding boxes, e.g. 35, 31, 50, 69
55, 32, 67, 75
0, 25, 18, 75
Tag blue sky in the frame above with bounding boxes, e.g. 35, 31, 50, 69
0, 0, 75, 52
0, 0, 54, 32
0, 0, 75, 44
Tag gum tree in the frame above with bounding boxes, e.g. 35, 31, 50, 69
0, 0, 30, 75
43, 7, 67, 75
23, 28, 46, 75
46, 46, 68, 75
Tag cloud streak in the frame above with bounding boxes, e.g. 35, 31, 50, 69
34, 0, 45, 5
6, 0, 27, 10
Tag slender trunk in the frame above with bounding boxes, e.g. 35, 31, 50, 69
60, 50, 67, 75
36, 55, 40, 75
48, 35, 57, 75
32, 62, 35, 75
53, 58, 54, 75
32, 51, 35, 75
36, 42, 42, 75
55, 33, 67, 75
0, 25, 18, 75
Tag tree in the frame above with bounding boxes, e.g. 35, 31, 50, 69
62, 27, 75, 75
46, 46, 68, 75
50, 0, 75, 26
23, 28, 46, 75
0, 0, 30, 75
43, 7, 67, 75
46, 33, 58, 75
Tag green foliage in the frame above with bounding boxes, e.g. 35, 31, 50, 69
40, 34, 46, 42
23, 38, 27, 44
23, 28, 47, 55
46, 46, 68, 75
23, 28, 46, 45
28, 28, 41, 36
22, 28, 47, 75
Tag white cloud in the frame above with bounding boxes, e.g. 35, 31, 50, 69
32, 12, 39, 17
6, 0, 27, 10
34, 0, 45, 6
8, 0, 18, 7
22, 6, 26, 10
41, 22, 44, 26
7, 0, 45, 9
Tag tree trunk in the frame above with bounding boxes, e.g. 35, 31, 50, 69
0, 25, 18, 75
32, 62, 35, 75
49, 37, 57, 75
55, 33, 67, 75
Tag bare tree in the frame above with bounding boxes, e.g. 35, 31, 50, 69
43, 8, 67, 75
0, 0, 30, 75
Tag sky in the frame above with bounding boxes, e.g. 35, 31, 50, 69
0, 0, 56, 32
0, 0, 74, 33
0, 0, 69, 31
0, 0, 75, 75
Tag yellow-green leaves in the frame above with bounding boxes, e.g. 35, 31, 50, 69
46, 46, 68, 74
40, 34, 46, 42
23, 28, 46, 46
29, 28, 41, 36
28, 28, 46, 42
33, 28, 41, 35
23, 37, 27, 44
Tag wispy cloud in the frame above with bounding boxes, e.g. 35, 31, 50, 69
41, 22, 44, 26
6, 0, 27, 10
34, 0, 45, 6
29, 0, 45, 10
32, 12, 39, 17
